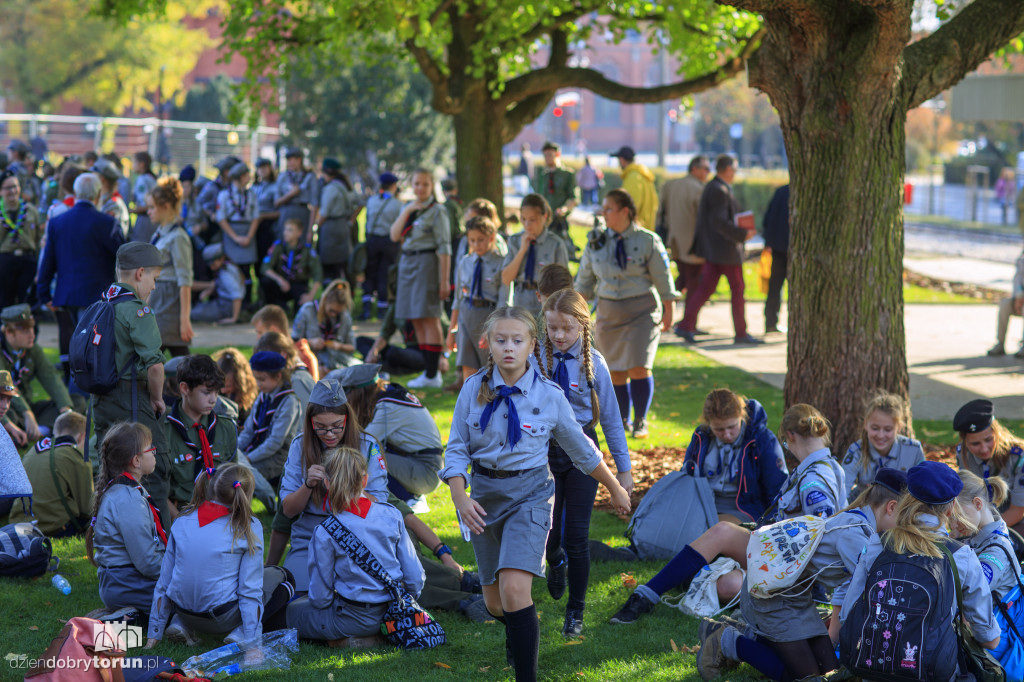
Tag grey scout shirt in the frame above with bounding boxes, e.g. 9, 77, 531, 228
279, 432, 390, 517
276, 170, 319, 208
364, 397, 443, 455
499, 229, 568, 309
455, 249, 504, 307
319, 180, 361, 219
534, 336, 630, 473
197, 179, 226, 218
841, 513, 1000, 645
967, 518, 1022, 601
958, 446, 1024, 508
216, 186, 257, 223
237, 388, 302, 479
400, 201, 451, 254
842, 435, 925, 499
92, 482, 165, 578
364, 194, 403, 238
253, 181, 277, 215
151, 224, 194, 288
575, 222, 678, 303
307, 499, 425, 606
440, 366, 602, 483
149, 509, 265, 641
774, 448, 848, 521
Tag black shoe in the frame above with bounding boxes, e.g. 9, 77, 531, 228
693, 327, 711, 336
609, 592, 655, 624
562, 609, 584, 637
547, 556, 567, 600
676, 329, 697, 344
460, 570, 482, 593
588, 540, 639, 563
734, 334, 765, 345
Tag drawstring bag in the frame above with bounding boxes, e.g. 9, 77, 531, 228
745, 515, 828, 599
662, 557, 743, 618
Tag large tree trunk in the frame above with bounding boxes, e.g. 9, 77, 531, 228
452, 91, 507, 213
749, 4, 913, 451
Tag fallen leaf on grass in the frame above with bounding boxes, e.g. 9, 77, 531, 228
28, 626, 38, 631
484, 620, 496, 625
478, 666, 491, 672
434, 662, 452, 670
670, 639, 679, 652
670, 638, 701, 654
621, 573, 637, 589
563, 640, 583, 646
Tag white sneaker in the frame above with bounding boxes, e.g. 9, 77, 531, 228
164, 614, 197, 646
408, 496, 430, 514
407, 372, 443, 389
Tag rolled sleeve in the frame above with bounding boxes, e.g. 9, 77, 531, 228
129, 314, 166, 369
237, 522, 266, 641
433, 210, 452, 255
215, 190, 229, 222
278, 437, 305, 501
593, 357, 629, 472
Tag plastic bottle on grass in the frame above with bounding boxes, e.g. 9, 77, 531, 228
51, 574, 71, 595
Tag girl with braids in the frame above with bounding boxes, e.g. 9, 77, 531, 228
292, 279, 358, 371
840, 461, 1001, 674
88, 422, 166, 615
535, 288, 631, 637
441, 306, 630, 682
611, 404, 846, 624
146, 463, 294, 647
954, 398, 1024, 533
286, 447, 424, 644
499, 193, 568, 317
268, 378, 388, 592
841, 390, 924, 499
955, 471, 1020, 601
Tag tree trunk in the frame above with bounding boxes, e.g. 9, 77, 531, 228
748, 5, 913, 452
452, 92, 507, 214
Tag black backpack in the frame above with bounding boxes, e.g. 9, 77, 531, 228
0, 522, 54, 578
840, 539, 960, 681
70, 286, 137, 395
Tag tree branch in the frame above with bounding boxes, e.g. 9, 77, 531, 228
428, 0, 454, 26
503, 91, 557, 143
903, 0, 1024, 109
405, 39, 456, 114
507, 2, 603, 50
501, 27, 764, 105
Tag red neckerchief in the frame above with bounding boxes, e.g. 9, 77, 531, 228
197, 501, 232, 527
344, 497, 372, 519
121, 472, 168, 545
62, 196, 75, 207
399, 199, 435, 240
194, 421, 215, 471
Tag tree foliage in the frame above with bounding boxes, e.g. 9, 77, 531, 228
0, 0, 209, 115
279, 48, 454, 179
170, 73, 238, 124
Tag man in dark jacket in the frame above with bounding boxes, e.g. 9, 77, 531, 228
762, 184, 790, 334
677, 155, 762, 345
36, 172, 125, 383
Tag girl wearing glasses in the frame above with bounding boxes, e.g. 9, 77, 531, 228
272, 378, 388, 592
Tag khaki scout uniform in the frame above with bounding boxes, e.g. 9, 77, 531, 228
164, 402, 238, 505
1, 305, 74, 429
10, 436, 93, 535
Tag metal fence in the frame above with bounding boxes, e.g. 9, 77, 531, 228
0, 113, 282, 177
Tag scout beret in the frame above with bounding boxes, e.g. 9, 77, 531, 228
907, 461, 962, 506
284, 147, 303, 159
6, 139, 29, 154
379, 172, 399, 186
214, 155, 241, 172
541, 141, 560, 152
201, 243, 225, 262
250, 351, 287, 373
255, 157, 272, 168
1, 304, 33, 325
0, 370, 17, 396
178, 164, 196, 182
309, 378, 347, 408
91, 158, 122, 181
163, 355, 188, 377
611, 145, 635, 161
873, 467, 908, 496
321, 158, 341, 173
116, 242, 165, 270
953, 399, 994, 434
329, 363, 381, 390
228, 162, 250, 180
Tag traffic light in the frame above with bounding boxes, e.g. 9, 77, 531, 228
553, 107, 564, 118
667, 109, 678, 123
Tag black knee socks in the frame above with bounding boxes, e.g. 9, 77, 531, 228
505, 604, 539, 682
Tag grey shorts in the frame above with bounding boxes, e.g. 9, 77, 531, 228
286, 596, 387, 641
98, 565, 159, 613
173, 565, 290, 636
455, 300, 495, 369
469, 465, 554, 584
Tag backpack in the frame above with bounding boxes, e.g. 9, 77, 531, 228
839, 540, 961, 681
744, 515, 829, 599
25, 616, 127, 681
0, 522, 55, 578
70, 285, 137, 395
625, 472, 717, 561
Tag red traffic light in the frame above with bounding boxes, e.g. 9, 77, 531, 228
553, 107, 564, 118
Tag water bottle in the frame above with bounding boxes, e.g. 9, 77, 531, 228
51, 574, 71, 595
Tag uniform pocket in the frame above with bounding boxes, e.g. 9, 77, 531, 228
530, 506, 551, 546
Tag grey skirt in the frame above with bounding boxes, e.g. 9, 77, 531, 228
131, 215, 157, 244
739, 575, 827, 643
318, 216, 352, 266
396, 251, 441, 320
455, 299, 495, 369
283, 510, 329, 593
224, 220, 258, 265
595, 293, 661, 371
149, 280, 185, 347
469, 465, 554, 584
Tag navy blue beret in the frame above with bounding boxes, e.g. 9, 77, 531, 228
379, 172, 398, 186
178, 164, 196, 182
907, 461, 962, 506
249, 351, 287, 373
873, 467, 908, 495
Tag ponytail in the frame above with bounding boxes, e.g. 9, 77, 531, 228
182, 463, 259, 556
957, 469, 1008, 519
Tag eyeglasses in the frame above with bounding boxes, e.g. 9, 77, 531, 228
142, 446, 157, 455
313, 417, 347, 436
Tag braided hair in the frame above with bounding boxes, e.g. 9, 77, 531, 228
541, 289, 599, 429
477, 306, 539, 405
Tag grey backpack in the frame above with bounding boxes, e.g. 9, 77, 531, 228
625, 472, 718, 560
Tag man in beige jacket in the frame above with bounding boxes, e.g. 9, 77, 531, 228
656, 156, 710, 315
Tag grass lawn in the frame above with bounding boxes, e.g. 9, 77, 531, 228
6, 342, 1021, 681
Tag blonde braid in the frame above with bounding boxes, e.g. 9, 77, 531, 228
580, 330, 599, 430
544, 335, 555, 379
478, 354, 496, 404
